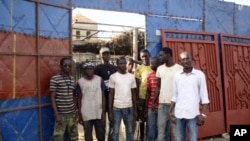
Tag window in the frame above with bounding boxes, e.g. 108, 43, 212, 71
76, 30, 80, 39
86, 30, 91, 36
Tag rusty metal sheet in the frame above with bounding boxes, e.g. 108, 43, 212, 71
0, 55, 13, 99
39, 37, 70, 55
16, 33, 36, 54
15, 56, 37, 98
0, 32, 13, 53
40, 56, 64, 96
220, 33, 250, 131
161, 29, 225, 138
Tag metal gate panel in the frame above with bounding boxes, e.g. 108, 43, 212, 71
40, 56, 62, 96
0, 55, 13, 99
220, 34, 250, 131
1, 108, 39, 141
205, 0, 234, 34
0, 32, 13, 53
40, 4, 69, 38
161, 29, 225, 138
16, 33, 36, 54
15, 56, 37, 98
39, 37, 70, 55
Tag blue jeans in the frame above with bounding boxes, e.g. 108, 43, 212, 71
175, 118, 198, 141
146, 108, 158, 141
157, 104, 171, 141
112, 107, 134, 141
83, 119, 105, 141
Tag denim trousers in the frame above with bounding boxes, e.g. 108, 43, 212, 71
157, 104, 171, 141
83, 119, 105, 141
112, 107, 134, 141
146, 108, 158, 141
175, 118, 198, 141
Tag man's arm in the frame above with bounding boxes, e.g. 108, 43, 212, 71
131, 88, 138, 119
153, 78, 161, 105
135, 78, 140, 101
50, 91, 62, 124
109, 88, 115, 121
50, 91, 58, 116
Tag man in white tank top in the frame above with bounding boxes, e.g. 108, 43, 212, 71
75, 61, 106, 141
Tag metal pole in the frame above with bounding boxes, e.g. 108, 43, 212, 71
133, 27, 138, 62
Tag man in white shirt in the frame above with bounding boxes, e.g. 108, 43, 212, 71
169, 51, 210, 141
109, 56, 137, 141
153, 47, 183, 141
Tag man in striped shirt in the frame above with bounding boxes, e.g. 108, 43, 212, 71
50, 57, 78, 141
145, 57, 160, 141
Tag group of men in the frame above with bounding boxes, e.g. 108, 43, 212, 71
49, 46, 210, 141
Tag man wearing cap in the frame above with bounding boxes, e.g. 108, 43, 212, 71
94, 47, 117, 141
75, 61, 106, 141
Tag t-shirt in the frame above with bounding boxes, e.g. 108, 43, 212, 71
156, 63, 183, 104
147, 71, 159, 108
76, 75, 105, 121
134, 64, 152, 99
94, 64, 116, 92
109, 72, 137, 108
49, 74, 76, 114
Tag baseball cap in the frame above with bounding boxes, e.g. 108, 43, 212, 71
99, 47, 110, 54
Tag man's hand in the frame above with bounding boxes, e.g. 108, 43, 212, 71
101, 113, 106, 123
55, 114, 62, 125
78, 112, 84, 125
169, 112, 176, 124
152, 104, 157, 112
108, 112, 113, 122
197, 114, 206, 126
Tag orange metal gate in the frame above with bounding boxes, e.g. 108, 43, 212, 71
161, 29, 225, 138
220, 34, 250, 132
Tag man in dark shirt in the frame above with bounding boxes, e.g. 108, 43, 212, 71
94, 47, 116, 141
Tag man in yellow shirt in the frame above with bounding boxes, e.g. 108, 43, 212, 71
134, 49, 152, 141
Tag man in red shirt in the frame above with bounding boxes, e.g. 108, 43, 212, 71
145, 57, 160, 141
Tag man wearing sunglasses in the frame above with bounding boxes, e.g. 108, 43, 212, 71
50, 57, 79, 141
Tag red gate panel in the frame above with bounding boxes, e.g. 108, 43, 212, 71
220, 34, 250, 132
161, 29, 225, 138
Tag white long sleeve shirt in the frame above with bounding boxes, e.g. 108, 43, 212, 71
172, 68, 210, 119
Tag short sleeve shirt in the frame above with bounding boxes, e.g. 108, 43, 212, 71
109, 72, 137, 108
134, 64, 152, 99
147, 71, 159, 108
156, 64, 183, 104
49, 74, 76, 114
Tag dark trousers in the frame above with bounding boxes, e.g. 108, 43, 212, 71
83, 119, 105, 141
137, 99, 146, 141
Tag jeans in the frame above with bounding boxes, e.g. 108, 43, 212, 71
83, 119, 105, 141
157, 104, 171, 141
175, 118, 198, 141
112, 107, 134, 141
146, 108, 158, 141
